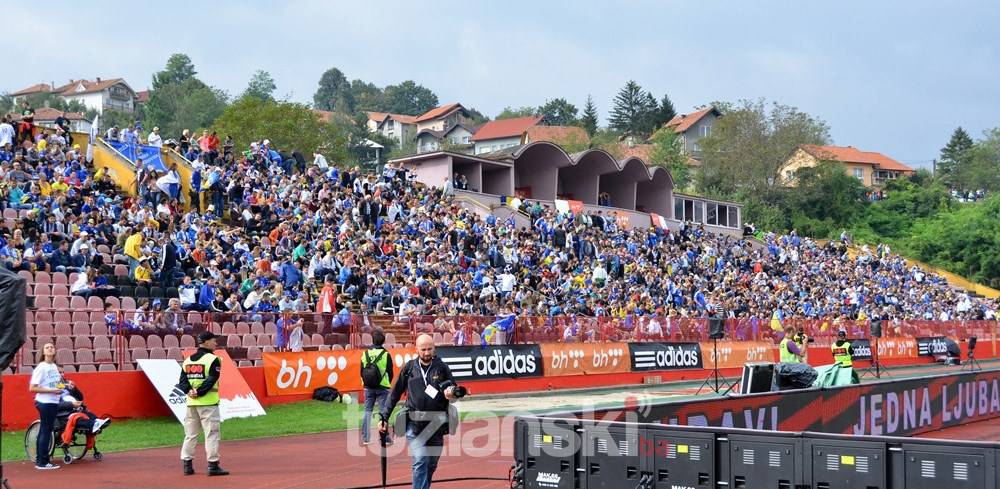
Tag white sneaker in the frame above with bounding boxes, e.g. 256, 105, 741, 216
35, 463, 60, 470
92, 418, 111, 433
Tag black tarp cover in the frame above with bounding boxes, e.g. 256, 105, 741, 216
0, 266, 27, 370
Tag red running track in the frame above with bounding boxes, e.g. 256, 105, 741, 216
4, 419, 515, 489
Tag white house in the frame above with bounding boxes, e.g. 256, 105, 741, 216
11, 77, 139, 114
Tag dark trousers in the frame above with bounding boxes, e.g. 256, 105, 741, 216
35, 401, 58, 466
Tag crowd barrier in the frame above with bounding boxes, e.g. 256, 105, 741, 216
514, 414, 1000, 489
258, 335, 993, 397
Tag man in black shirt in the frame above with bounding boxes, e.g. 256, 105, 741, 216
380, 334, 458, 489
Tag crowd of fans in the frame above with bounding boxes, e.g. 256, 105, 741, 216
1, 113, 998, 343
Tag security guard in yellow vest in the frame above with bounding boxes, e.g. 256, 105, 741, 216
831, 330, 854, 368
178, 331, 229, 477
779, 327, 806, 363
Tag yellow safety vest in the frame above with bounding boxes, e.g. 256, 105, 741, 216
779, 338, 799, 363
182, 353, 220, 406
361, 348, 391, 389
831, 341, 853, 367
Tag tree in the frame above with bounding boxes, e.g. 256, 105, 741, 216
654, 93, 676, 128
580, 95, 599, 137
243, 70, 277, 101
608, 80, 658, 138
382, 80, 438, 115
213, 97, 342, 159
350, 79, 384, 113
964, 128, 1000, 194
648, 127, 690, 189
537, 98, 578, 126
152, 53, 197, 90
937, 127, 974, 191
496, 106, 537, 120
465, 107, 490, 125
695, 98, 830, 199
313, 67, 354, 114
0, 92, 13, 115
786, 162, 867, 237
145, 78, 228, 138
591, 128, 624, 158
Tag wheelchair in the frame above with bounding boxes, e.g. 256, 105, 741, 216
24, 411, 107, 465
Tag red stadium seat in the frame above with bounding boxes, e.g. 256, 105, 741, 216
146, 335, 163, 349
163, 335, 179, 349
51, 272, 68, 285
51, 284, 69, 297
34, 272, 51, 285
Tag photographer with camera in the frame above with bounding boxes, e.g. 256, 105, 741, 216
379, 334, 463, 489
779, 326, 807, 364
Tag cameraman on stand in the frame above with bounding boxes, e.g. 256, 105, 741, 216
379, 334, 463, 489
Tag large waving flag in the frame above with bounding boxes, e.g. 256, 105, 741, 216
770, 309, 784, 332
482, 314, 516, 346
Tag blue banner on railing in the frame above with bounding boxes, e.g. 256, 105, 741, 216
106, 140, 166, 172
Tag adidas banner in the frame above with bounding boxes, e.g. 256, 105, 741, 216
437, 345, 544, 381
628, 342, 704, 371
849, 339, 873, 361
916, 337, 949, 357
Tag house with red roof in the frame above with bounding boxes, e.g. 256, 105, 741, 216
472, 116, 544, 155
375, 113, 419, 147
781, 144, 915, 188
521, 125, 589, 147
11, 77, 140, 114
414, 103, 472, 133
664, 106, 721, 155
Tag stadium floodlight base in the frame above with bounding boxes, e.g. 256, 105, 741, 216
696, 338, 737, 395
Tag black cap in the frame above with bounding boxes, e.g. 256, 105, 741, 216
197, 331, 219, 345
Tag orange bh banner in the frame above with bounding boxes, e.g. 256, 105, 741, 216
263, 348, 415, 396
540, 343, 631, 376
699, 341, 776, 369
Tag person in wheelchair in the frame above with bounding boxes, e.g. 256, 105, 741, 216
56, 368, 111, 435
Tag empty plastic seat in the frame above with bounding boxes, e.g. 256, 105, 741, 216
104, 296, 121, 310
166, 347, 183, 361
35, 323, 55, 336
163, 335, 179, 349
93, 336, 111, 350
146, 335, 163, 349
263, 322, 276, 335
222, 323, 237, 335
89, 311, 105, 323
114, 265, 128, 276
236, 323, 250, 335
51, 284, 69, 296
56, 348, 74, 365
150, 287, 164, 298
188, 313, 203, 324
55, 337, 73, 351
241, 334, 257, 348
246, 347, 262, 360
87, 296, 104, 311
76, 348, 94, 364
78, 364, 97, 372
69, 295, 86, 310
34, 296, 52, 310
128, 336, 146, 349
148, 347, 167, 359
51, 272, 68, 285
52, 298, 70, 312
72, 311, 89, 323
130, 348, 149, 360
98, 364, 117, 372
72, 323, 90, 336
91, 324, 108, 336
62, 365, 77, 373
73, 337, 92, 350
225, 335, 241, 348
361, 333, 373, 347
180, 335, 196, 348
134, 287, 149, 298
35, 272, 51, 284
34, 284, 51, 297
121, 297, 137, 310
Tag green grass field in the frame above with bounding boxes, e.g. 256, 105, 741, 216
2, 399, 497, 462
2, 400, 372, 462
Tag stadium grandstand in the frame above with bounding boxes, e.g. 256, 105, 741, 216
0, 112, 997, 375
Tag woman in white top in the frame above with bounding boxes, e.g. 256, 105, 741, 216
29, 343, 62, 470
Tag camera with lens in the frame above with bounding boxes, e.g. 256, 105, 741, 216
439, 380, 468, 399
794, 331, 816, 344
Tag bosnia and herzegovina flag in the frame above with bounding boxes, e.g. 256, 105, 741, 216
482, 314, 516, 347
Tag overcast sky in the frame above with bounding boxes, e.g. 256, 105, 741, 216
7, 1, 998, 168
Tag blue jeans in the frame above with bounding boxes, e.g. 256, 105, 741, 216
361, 387, 388, 443
407, 424, 444, 489
35, 401, 58, 466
